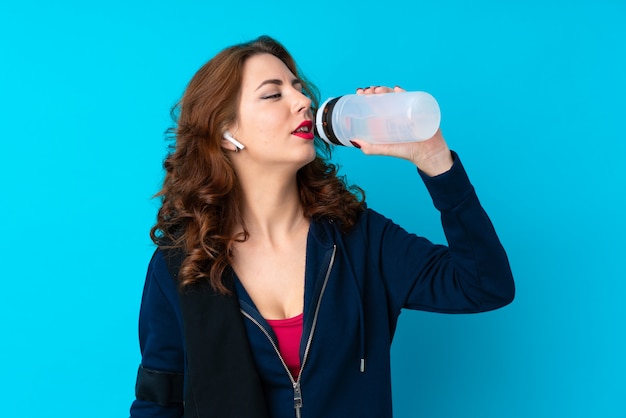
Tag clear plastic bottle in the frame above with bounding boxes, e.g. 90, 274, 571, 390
314, 91, 441, 147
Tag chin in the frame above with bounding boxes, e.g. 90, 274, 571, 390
303, 145, 318, 164
292, 148, 317, 171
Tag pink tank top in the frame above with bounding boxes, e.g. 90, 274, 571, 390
266, 313, 303, 378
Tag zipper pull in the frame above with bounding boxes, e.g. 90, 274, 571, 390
293, 381, 303, 417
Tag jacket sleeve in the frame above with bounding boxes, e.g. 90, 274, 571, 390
371, 151, 515, 315
130, 250, 185, 418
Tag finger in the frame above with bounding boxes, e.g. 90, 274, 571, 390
361, 86, 378, 95
359, 86, 392, 95
372, 86, 394, 94
356, 86, 401, 95
349, 139, 396, 157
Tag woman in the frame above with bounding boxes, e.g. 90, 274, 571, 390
130, 35, 515, 418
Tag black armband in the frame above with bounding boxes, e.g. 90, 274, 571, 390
135, 364, 184, 406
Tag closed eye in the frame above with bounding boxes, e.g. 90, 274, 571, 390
261, 93, 282, 100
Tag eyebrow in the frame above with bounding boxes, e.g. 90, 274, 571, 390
255, 78, 302, 91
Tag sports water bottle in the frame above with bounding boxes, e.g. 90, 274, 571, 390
314, 91, 440, 147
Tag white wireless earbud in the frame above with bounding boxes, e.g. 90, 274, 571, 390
223, 131, 245, 151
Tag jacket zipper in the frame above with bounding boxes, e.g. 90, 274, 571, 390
241, 245, 336, 418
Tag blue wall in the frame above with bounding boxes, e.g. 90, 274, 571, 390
1, 0, 624, 416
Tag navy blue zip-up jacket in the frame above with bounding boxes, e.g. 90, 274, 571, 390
130, 153, 515, 418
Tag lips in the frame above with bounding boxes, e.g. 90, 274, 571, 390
292, 120, 314, 140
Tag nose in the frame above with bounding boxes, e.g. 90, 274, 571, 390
293, 89, 312, 115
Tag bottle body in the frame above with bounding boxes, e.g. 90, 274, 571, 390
315, 91, 440, 147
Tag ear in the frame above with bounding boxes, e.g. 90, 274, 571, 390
221, 130, 245, 151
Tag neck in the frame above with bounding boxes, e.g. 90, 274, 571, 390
236, 168, 306, 243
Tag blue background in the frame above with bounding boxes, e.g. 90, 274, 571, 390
1, 0, 625, 416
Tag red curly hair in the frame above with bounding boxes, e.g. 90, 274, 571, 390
151, 35, 365, 294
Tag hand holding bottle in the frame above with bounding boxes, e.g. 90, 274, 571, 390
349, 86, 453, 176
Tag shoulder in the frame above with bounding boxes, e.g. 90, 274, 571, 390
144, 248, 181, 308
352, 206, 400, 235
314, 207, 401, 248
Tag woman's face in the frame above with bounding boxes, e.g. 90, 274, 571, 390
228, 53, 315, 170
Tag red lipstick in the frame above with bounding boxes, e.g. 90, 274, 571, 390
292, 120, 314, 140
